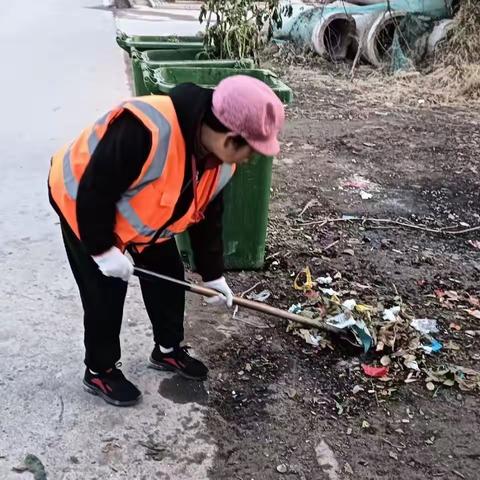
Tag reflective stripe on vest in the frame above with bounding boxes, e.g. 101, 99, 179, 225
63, 111, 110, 200
120, 100, 171, 198
114, 100, 173, 237
62, 100, 171, 205
63, 147, 78, 199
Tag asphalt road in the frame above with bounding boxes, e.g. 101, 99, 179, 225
0, 2, 215, 478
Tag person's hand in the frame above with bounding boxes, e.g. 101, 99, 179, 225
203, 276, 234, 308
92, 246, 134, 282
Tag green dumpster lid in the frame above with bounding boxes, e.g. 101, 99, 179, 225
144, 66, 293, 104
138, 53, 255, 70
116, 32, 204, 53
137, 47, 209, 62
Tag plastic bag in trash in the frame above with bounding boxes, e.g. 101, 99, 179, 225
411, 318, 439, 335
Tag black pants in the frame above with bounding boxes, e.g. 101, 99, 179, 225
61, 221, 185, 372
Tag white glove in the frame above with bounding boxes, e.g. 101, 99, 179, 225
92, 246, 134, 282
203, 276, 234, 308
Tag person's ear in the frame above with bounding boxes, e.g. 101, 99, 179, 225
224, 132, 238, 151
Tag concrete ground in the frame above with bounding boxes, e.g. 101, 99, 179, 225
115, 1, 202, 36
0, 2, 225, 479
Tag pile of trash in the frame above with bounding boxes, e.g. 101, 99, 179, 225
274, 0, 456, 70
286, 267, 480, 392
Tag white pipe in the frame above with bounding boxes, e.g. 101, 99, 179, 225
427, 19, 454, 54
274, 1, 315, 39
311, 11, 356, 59
361, 10, 407, 66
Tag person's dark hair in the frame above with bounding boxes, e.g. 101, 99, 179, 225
204, 108, 249, 149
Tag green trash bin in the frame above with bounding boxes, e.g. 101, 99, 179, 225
132, 49, 254, 96
116, 32, 204, 56
117, 32, 205, 94
143, 66, 293, 270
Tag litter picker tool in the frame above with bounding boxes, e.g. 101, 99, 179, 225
133, 267, 339, 334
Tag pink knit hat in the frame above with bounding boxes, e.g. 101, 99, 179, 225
212, 75, 285, 156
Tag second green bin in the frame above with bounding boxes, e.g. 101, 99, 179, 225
133, 49, 254, 96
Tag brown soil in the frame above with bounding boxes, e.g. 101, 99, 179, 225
202, 64, 480, 479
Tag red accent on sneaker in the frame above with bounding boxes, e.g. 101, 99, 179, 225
91, 378, 112, 394
162, 357, 185, 369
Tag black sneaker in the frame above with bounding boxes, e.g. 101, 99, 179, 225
83, 363, 142, 407
148, 345, 208, 381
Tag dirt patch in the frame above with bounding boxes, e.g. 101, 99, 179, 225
203, 325, 479, 479
203, 64, 480, 478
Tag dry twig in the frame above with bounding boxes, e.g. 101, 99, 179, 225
297, 216, 480, 235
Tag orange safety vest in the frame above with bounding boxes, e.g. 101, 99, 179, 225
48, 96, 236, 251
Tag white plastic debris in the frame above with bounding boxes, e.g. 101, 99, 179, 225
316, 274, 333, 285
246, 289, 271, 302
466, 330, 480, 337
342, 299, 357, 310
411, 318, 439, 335
380, 355, 391, 366
352, 385, 364, 394
383, 306, 401, 321
320, 288, 339, 296
360, 190, 373, 200
405, 359, 420, 371
297, 329, 323, 347
326, 312, 356, 329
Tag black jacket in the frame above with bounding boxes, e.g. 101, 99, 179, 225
50, 84, 224, 281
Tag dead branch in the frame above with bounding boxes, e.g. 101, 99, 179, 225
297, 216, 480, 235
